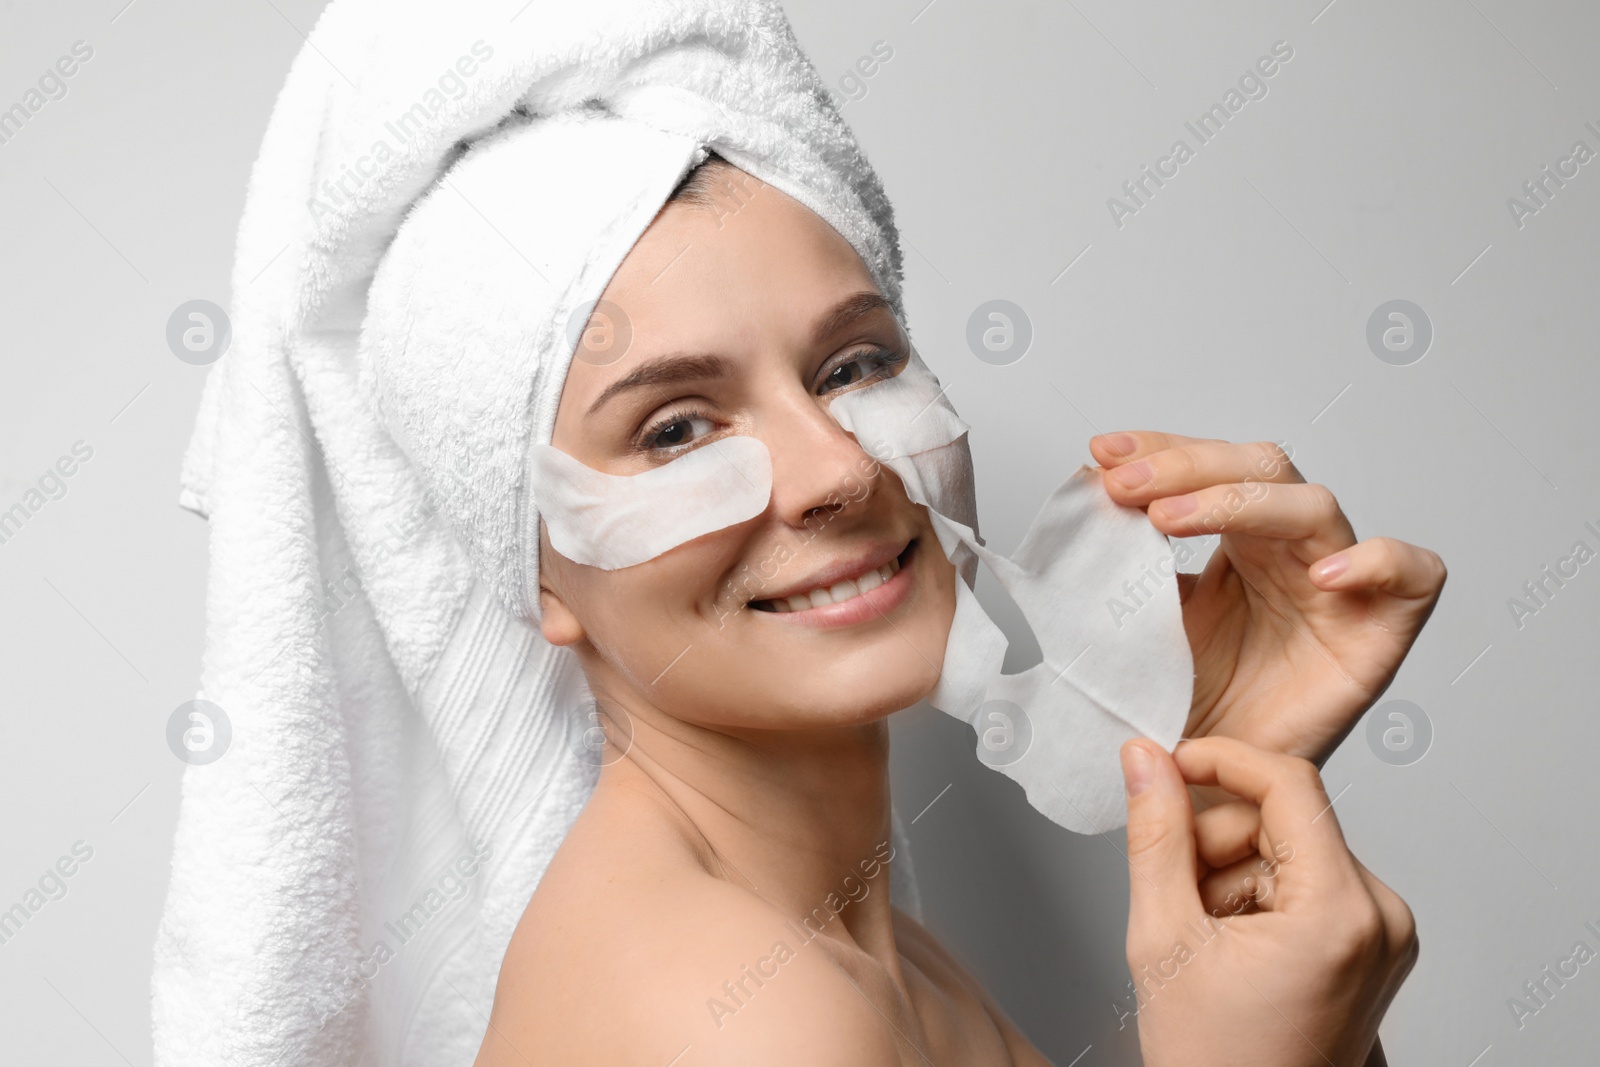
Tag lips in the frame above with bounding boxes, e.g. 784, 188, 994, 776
748, 539, 914, 613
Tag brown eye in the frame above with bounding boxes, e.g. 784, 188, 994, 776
827, 362, 864, 389
818, 347, 906, 396
654, 418, 693, 447
638, 409, 716, 455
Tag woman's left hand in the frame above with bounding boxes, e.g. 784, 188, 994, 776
1090, 431, 1447, 769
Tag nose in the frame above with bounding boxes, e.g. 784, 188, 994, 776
759, 384, 880, 534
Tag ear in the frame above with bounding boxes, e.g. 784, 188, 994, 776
538, 584, 585, 647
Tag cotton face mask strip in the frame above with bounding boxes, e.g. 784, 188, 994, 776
827, 355, 1194, 834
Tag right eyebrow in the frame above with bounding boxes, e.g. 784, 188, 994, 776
585, 352, 737, 418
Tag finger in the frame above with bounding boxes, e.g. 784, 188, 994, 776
1194, 800, 1262, 871
1310, 537, 1448, 604
1348, 854, 1420, 961
1198, 853, 1279, 916
1090, 430, 1226, 468
1121, 739, 1204, 934
1147, 482, 1358, 564
1097, 438, 1304, 504
1171, 737, 1355, 893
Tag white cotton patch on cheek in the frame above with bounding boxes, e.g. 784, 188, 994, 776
528, 434, 772, 570
825, 347, 978, 542
828, 348, 1194, 837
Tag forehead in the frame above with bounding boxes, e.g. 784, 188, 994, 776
553, 176, 884, 423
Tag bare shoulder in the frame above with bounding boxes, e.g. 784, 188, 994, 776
476, 777, 1052, 1066
476, 798, 897, 1066
892, 908, 1056, 1067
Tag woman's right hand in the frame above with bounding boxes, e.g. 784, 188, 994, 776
1118, 735, 1418, 1066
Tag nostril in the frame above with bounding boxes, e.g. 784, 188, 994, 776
795, 494, 855, 534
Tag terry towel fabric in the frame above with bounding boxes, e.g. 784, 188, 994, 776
157, 1, 927, 1065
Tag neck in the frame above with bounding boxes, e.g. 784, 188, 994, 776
591, 687, 902, 957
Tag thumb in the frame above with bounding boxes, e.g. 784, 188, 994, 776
1121, 739, 1203, 932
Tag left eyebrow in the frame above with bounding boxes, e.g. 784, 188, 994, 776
811, 291, 895, 347
582, 290, 896, 418
585, 352, 735, 418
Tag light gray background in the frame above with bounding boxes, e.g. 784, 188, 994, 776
2, 0, 1596, 1063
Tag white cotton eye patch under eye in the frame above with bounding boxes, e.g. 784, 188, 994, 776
528, 434, 772, 569
526, 348, 957, 570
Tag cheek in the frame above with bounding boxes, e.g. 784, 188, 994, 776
918, 534, 960, 621
656, 535, 754, 612
926, 547, 960, 657
570, 536, 749, 650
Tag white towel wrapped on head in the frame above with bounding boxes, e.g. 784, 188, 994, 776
157, 2, 925, 1065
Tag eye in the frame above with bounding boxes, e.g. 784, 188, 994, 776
634, 406, 717, 455
818, 346, 907, 396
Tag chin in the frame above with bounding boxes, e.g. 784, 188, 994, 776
754, 645, 946, 729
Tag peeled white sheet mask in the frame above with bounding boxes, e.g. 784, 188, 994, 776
527, 347, 1192, 833
828, 355, 1193, 835
529, 434, 772, 569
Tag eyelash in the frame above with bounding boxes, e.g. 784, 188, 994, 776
821, 345, 907, 395
634, 405, 715, 456
631, 346, 908, 456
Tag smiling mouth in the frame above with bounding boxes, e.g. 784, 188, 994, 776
749, 539, 917, 614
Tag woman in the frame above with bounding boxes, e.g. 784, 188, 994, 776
157, 2, 1444, 1063
471, 153, 1436, 1065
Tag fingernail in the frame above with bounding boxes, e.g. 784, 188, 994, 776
1101, 433, 1137, 457
1123, 742, 1154, 796
1109, 460, 1154, 490
1314, 554, 1348, 581
1161, 494, 1197, 517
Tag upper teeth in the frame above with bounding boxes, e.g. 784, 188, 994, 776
763, 556, 901, 613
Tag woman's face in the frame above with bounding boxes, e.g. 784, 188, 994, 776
538, 167, 958, 732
